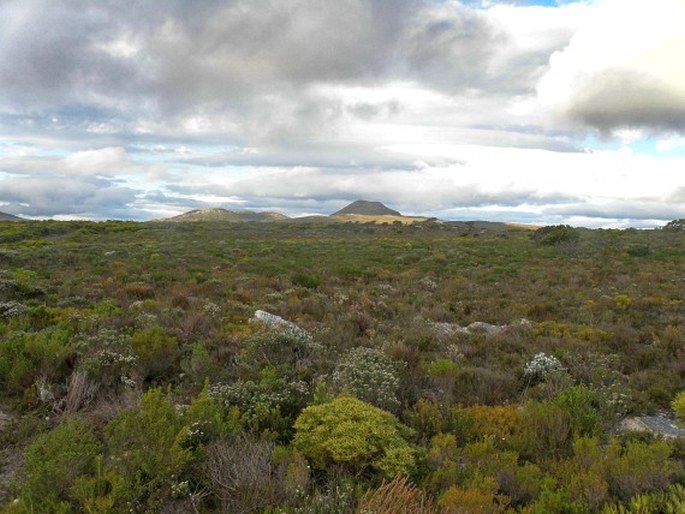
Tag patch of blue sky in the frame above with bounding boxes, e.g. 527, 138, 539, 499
32, 148, 71, 157
129, 143, 239, 163
584, 134, 685, 157
460, 0, 581, 6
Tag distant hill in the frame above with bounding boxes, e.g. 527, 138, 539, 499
0, 211, 23, 221
332, 200, 402, 217
161, 208, 289, 222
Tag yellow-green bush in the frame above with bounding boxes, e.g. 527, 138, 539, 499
293, 395, 416, 478
672, 391, 685, 421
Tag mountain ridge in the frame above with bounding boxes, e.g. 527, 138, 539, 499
0, 211, 23, 221
332, 200, 402, 217
161, 208, 289, 222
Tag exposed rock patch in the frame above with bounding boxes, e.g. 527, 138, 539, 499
618, 415, 685, 439
252, 310, 309, 338
434, 318, 531, 337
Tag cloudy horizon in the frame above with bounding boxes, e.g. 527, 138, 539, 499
1, 0, 684, 228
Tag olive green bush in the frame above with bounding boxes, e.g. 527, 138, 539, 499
293, 395, 416, 478
104, 388, 191, 510
13, 417, 102, 513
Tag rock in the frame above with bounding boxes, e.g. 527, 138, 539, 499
467, 321, 505, 335
0, 410, 13, 429
433, 318, 531, 337
253, 310, 309, 338
618, 415, 685, 439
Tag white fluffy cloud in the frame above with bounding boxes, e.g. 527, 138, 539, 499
538, 0, 685, 133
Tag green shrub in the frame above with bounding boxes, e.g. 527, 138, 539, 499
529, 485, 586, 514
604, 439, 675, 502
15, 417, 102, 513
423, 358, 460, 403
438, 475, 509, 513
427, 436, 519, 494
130, 325, 179, 380
291, 273, 321, 289
556, 385, 603, 439
512, 400, 573, 460
209, 367, 310, 440
0, 328, 75, 396
293, 395, 416, 478
601, 483, 685, 513
239, 330, 319, 371
626, 243, 650, 257
104, 388, 191, 510
672, 391, 685, 421
531, 225, 579, 245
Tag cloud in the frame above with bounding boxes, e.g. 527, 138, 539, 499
0, 0, 682, 226
0, 175, 138, 219
538, 0, 685, 133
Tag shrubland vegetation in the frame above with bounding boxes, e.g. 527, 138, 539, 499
0, 218, 684, 512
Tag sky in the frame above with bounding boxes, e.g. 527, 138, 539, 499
0, 0, 684, 227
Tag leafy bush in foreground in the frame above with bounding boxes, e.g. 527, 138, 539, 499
293, 395, 416, 479
11, 417, 102, 513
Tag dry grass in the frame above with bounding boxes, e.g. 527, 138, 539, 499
357, 476, 436, 514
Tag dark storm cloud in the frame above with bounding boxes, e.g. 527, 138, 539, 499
0, 1, 144, 109
0, 0, 517, 116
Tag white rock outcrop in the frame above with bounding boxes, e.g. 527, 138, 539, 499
434, 318, 531, 337
252, 310, 309, 338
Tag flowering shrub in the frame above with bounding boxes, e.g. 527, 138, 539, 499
332, 347, 404, 412
77, 329, 138, 392
209, 367, 310, 439
0, 300, 27, 319
523, 352, 563, 383
239, 330, 320, 371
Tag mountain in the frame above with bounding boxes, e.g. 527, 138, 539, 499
162, 208, 289, 222
0, 211, 23, 221
332, 200, 402, 217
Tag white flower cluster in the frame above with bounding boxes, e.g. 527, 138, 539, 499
332, 347, 404, 412
119, 375, 136, 388
523, 352, 563, 382
78, 329, 138, 388
95, 349, 137, 367
203, 302, 221, 319
183, 421, 208, 448
170, 480, 190, 499
209, 378, 309, 415
0, 301, 27, 319
134, 312, 158, 327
